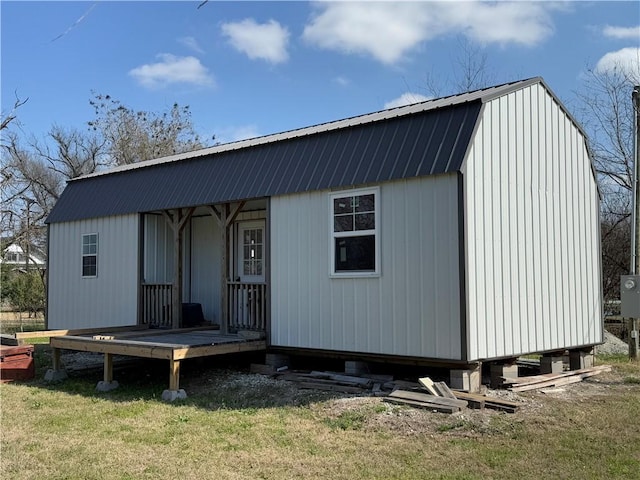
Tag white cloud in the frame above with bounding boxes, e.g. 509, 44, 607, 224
602, 25, 640, 40
218, 125, 261, 143
444, 2, 556, 47
595, 47, 640, 82
221, 19, 289, 64
302, 2, 558, 65
384, 92, 431, 109
178, 36, 205, 54
333, 76, 350, 87
129, 54, 214, 88
303, 3, 430, 65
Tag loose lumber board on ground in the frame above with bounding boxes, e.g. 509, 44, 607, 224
384, 397, 460, 414
434, 381, 457, 399
504, 366, 611, 392
418, 377, 439, 396
451, 391, 520, 413
388, 390, 468, 409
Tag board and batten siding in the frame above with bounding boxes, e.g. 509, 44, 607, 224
143, 214, 222, 324
462, 83, 602, 361
48, 214, 140, 329
270, 174, 462, 360
189, 215, 222, 324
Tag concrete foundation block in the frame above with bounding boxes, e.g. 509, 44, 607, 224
490, 363, 518, 389
345, 361, 368, 375
162, 389, 187, 402
540, 356, 565, 374
44, 369, 68, 383
265, 353, 289, 368
569, 350, 594, 370
96, 380, 119, 392
451, 366, 481, 393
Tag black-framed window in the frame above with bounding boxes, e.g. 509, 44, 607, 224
82, 233, 98, 277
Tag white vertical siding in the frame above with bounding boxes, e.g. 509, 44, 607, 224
189, 215, 221, 324
48, 214, 139, 329
463, 83, 602, 361
270, 174, 462, 360
143, 214, 174, 283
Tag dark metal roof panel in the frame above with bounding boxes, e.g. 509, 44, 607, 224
46, 101, 483, 223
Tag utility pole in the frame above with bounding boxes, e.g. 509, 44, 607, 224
630, 85, 640, 360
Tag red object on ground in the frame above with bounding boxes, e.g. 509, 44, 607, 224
0, 344, 35, 382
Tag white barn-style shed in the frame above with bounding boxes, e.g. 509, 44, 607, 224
45, 77, 603, 368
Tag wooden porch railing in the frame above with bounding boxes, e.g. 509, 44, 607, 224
141, 283, 173, 328
227, 282, 266, 331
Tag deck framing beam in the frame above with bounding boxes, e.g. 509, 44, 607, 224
49, 330, 266, 393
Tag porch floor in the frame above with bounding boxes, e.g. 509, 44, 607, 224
48, 327, 267, 395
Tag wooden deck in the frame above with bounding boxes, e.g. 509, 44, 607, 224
48, 327, 267, 393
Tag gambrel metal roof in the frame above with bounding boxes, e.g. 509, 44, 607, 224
46, 77, 554, 224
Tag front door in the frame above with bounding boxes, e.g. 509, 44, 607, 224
237, 220, 265, 283
232, 220, 266, 330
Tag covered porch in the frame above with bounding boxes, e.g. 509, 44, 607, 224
139, 199, 269, 336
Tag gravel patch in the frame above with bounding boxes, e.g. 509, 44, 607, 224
595, 330, 629, 355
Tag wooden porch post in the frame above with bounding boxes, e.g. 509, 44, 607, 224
169, 359, 181, 391
208, 202, 246, 335
220, 204, 229, 335
163, 208, 195, 330
104, 353, 113, 383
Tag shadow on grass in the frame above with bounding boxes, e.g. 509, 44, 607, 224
21, 343, 362, 411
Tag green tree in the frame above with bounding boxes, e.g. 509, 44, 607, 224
2, 269, 45, 317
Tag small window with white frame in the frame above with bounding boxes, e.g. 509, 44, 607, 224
82, 233, 98, 277
330, 187, 379, 276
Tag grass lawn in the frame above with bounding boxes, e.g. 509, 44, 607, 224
1, 347, 639, 480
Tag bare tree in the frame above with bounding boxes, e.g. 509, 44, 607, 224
1, 127, 102, 251
575, 62, 639, 302
88, 93, 209, 165
422, 36, 499, 98
2, 94, 210, 257
0, 93, 28, 132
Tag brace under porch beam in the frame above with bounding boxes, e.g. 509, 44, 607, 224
206, 201, 246, 334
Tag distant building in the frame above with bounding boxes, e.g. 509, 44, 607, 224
1, 243, 46, 271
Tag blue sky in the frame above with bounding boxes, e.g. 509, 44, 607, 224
1, 1, 639, 145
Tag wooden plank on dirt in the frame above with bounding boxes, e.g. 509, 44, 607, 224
418, 377, 439, 396
383, 397, 459, 414
503, 365, 611, 386
296, 382, 365, 394
363, 373, 395, 382
508, 366, 612, 392
434, 381, 457, 399
393, 379, 421, 390
308, 371, 373, 387
389, 390, 468, 409
452, 391, 519, 413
